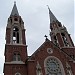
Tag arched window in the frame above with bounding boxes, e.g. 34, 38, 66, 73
13, 27, 19, 44
13, 52, 21, 61
15, 72, 21, 75
44, 56, 65, 75
54, 36, 59, 46
61, 33, 69, 46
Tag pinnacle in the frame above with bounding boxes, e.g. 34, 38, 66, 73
10, 2, 19, 16
47, 5, 58, 23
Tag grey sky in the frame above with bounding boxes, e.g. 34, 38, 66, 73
0, 0, 74, 75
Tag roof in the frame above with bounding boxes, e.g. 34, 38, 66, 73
10, 2, 19, 16
28, 39, 51, 60
47, 6, 58, 23
28, 39, 75, 62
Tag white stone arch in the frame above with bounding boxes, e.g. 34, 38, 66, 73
44, 56, 65, 75
15, 72, 21, 75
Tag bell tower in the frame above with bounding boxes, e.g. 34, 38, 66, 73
6, 2, 26, 45
48, 7, 74, 47
4, 2, 27, 75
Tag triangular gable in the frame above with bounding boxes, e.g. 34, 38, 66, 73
28, 39, 51, 60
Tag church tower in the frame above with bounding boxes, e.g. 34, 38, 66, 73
4, 2, 27, 75
48, 7, 74, 47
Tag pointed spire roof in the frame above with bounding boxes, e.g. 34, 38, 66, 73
47, 5, 58, 23
10, 2, 19, 16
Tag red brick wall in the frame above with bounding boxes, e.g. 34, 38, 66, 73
4, 64, 27, 75
5, 45, 27, 62
6, 28, 11, 44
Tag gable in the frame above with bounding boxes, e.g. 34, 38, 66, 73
28, 39, 67, 61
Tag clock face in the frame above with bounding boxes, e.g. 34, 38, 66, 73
46, 59, 62, 75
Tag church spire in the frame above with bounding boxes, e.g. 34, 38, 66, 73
47, 5, 58, 23
10, 1, 19, 16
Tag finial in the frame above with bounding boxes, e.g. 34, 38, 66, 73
44, 35, 48, 41
10, 1, 19, 16
14, 1, 16, 4
44, 35, 48, 38
47, 5, 50, 10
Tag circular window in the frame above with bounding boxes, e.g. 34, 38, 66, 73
44, 56, 65, 75
47, 48, 53, 54
46, 58, 61, 74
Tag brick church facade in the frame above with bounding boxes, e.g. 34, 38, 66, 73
4, 3, 75, 75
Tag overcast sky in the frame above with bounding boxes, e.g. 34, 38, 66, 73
0, 0, 74, 75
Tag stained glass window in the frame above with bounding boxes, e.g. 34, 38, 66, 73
46, 58, 62, 75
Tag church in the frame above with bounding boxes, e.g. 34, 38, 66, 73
4, 2, 75, 75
